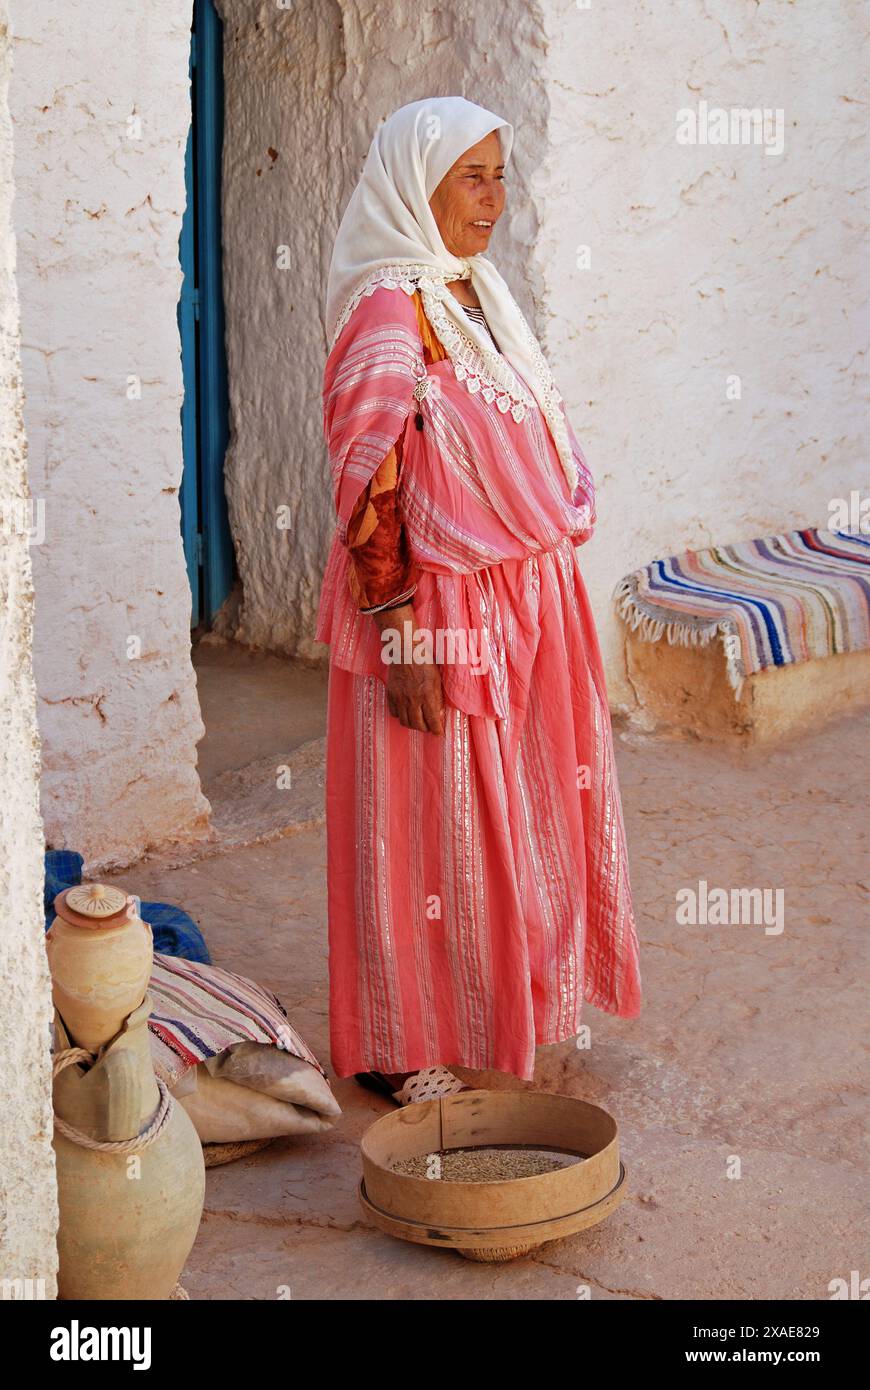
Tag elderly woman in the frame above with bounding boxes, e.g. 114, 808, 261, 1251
316, 97, 641, 1106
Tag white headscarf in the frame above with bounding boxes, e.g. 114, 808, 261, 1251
325, 97, 576, 492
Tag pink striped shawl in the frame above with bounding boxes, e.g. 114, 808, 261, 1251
316, 285, 597, 722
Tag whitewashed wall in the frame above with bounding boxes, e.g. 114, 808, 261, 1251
0, 2, 58, 1297
10, 1, 210, 868
536, 0, 869, 706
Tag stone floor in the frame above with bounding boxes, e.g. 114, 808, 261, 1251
105, 638, 870, 1300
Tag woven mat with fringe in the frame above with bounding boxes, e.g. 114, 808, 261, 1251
613, 528, 870, 697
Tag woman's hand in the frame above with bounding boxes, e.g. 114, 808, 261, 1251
373, 603, 445, 735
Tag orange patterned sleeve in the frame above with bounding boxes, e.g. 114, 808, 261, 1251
346, 291, 447, 614
346, 428, 419, 613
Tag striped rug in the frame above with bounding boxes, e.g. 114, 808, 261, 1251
147, 953, 326, 1085
613, 529, 870, 697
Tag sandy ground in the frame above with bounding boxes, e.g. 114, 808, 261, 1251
104, 640, 869, 1301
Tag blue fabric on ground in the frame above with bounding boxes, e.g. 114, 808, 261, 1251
44, 849, 211, 964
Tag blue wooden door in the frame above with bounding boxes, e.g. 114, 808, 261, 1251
178, 0, 234, 628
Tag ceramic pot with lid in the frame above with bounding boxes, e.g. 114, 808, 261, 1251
47, 884, 152, 1053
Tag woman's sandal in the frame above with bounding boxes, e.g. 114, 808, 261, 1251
354, 1065, 469, 1106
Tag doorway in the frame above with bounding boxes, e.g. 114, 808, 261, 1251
178, 0, 235, 629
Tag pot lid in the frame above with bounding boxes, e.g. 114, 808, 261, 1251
54, 884, 132, 928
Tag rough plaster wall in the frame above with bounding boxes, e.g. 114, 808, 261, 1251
535, 0, 869, 708
218, 0, 544, 658
10, 1, 211, 868
0, 6, 58, 1296
216, 0, 346, 658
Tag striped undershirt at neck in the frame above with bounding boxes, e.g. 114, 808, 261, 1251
460, 302, 499, 351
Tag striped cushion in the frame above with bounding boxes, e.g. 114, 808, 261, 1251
614, 529, 870, 695
147, 953, 326, 1085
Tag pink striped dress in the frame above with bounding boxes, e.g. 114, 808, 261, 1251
316, 285, 642, 1082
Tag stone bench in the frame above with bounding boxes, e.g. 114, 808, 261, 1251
614, 528, 870, 744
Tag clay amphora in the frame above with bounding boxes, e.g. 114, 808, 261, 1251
48, 883, 205, 1300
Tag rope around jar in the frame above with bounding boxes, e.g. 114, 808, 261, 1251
52, 1047, 174, 1154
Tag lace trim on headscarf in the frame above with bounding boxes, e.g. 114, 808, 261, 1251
416, 278, 533, 422
329, 261, 432, 343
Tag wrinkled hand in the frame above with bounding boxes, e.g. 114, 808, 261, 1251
386, 659, 445, 734
374, 603, 445, 735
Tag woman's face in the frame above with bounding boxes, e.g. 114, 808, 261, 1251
429, 130, 506, 258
